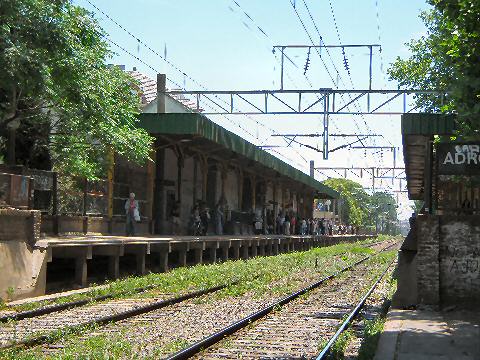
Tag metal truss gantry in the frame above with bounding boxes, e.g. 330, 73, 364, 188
164, 88, 446, 159
164, 89, 446, 116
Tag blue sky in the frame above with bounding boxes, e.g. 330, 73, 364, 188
73, 0, 431, 218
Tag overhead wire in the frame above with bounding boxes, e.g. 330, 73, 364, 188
85, 0, 273, 144
85, 0, 310, 169
87, 1, 305, 162
229, 0, 342, 157
291, 0, 368, 153
299, 0, 394, 167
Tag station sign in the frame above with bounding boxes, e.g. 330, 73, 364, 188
437, 143, 480, 175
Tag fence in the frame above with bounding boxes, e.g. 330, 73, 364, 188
0, 165, 150, 233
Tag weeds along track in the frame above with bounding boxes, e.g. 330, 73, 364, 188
0, 284, 230, 350
0, 239, 391, 325
0, 284, 160, 323
0, 238, 387, 320
171, 242, 398, 360
0, 239, 398, 357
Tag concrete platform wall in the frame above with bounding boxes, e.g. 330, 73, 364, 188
2, 232, 373, 301
0, 209, 47, 301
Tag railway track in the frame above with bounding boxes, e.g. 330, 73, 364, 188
1, 237, 384, 320
0, 239, 398, 357
0, 238, 390, 323
166, 242, 398, 359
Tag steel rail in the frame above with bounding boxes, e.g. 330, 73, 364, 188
0, 284, 158, 323
166, 241, 398, 360
0, 282, 233, 351
316, 257, 396, 359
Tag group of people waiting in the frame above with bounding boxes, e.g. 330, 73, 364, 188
261, 209, 358, 236
124, 193, 359, 237
189, 200, 225, 236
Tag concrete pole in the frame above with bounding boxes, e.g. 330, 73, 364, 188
237, 168, 244, 210
75, 256, 88, 287
154, 142, 166, 234
178, 249, 187, 267
199, 154, 208, 203
136, 251, 146, 275
232, 243, 240, 260
221, 246, 229, 262
210, 247, 218, 263
242, 242, 249, 260
106, 148, 115, 234
177, 151, 184, 205
159, 251, 168, 272
194, 248, 203, 264
157, 74, 166, 113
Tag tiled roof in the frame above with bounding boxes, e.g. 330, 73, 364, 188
128, 71, 157, 105
128, 71, 200, 111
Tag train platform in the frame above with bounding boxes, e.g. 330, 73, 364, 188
36, 233, 365, 247
374, 309, 480, 360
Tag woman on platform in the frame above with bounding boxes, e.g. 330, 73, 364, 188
125, 192, 139, 236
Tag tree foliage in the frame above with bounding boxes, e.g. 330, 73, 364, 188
322, 178, 371, 227
0, 0, 153, 178
388, 0, 480, 134
322, 178, 399, 234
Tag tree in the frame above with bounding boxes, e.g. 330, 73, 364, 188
370, 191, 399, 235
0, 0, 153, 178
388, 0, 480, 134
322, 178, 371, 227
411, 200, 424, 214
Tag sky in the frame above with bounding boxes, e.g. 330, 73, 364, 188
73, 0, 432, 219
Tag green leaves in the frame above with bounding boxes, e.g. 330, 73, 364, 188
322, 178, 399, 234
388, 1, 480, 135
0, 0, 153, 178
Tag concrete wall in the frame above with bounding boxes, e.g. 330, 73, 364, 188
0, 209, 46, 301
403, 214, 480, 308
416, 215, 440, 306
438, 216, 480, 307
0, 208, 40, 243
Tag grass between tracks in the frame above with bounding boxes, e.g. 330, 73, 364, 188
0, 238, 398, 359
317, 251, 397, 360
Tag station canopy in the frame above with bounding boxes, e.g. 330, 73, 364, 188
139, 113, 339, 199
402, 113, 456, 200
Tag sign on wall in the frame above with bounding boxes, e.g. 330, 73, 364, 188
437, 143, 480, 175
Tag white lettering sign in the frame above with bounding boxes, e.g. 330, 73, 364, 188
443, 145, 480, 166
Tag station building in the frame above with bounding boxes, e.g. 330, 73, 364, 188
113, 72, 340, 236
396, 113, 480, 309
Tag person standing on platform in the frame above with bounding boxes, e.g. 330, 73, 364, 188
276, 211, 284, 235
215, 202, 224, 235
284, 212, 291, 235
125, 192, 139, 236
170, 201, 181, 235
200, 202, 210, 236
291, 215, 297, 235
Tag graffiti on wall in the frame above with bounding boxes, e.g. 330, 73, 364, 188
441, 244, 480, 274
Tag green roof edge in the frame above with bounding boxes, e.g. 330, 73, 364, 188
138, 112, 339, 198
